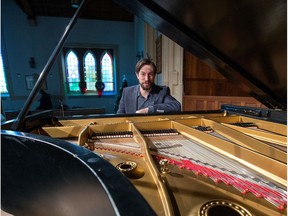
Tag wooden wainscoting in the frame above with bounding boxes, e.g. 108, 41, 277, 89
183, 95, 266, 111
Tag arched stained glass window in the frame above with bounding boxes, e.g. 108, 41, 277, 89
84, 52, 97, 91
101, 51, 114, 92
0, 54, 8, 94
66, 51, 80, 92
62, 46, 116, 95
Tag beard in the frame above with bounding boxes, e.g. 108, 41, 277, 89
140, 81, 153, 91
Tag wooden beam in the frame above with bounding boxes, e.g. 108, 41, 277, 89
15, 0, 36, 20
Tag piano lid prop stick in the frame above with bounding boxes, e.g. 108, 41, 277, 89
11, 0, 87, 131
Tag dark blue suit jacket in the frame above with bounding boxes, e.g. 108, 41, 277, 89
117, 84, 181, 114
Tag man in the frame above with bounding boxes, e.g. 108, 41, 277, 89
117, 58, 181, 114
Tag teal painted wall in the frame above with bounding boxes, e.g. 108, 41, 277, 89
1, 0, 145, 114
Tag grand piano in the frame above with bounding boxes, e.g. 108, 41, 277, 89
1, 0, 286, 216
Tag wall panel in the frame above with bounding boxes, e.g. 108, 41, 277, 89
183, 96, 266, 111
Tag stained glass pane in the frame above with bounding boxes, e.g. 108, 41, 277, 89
66, 51, 80, 91
84, 52, 97, 90
0, 54, 8, 94
101, 52, 114, 91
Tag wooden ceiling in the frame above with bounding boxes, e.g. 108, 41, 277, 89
14, 0, 134, 22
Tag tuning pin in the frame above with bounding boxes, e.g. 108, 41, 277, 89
159, 158, 170, 174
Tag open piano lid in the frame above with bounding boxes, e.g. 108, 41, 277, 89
113, 0, 287, 110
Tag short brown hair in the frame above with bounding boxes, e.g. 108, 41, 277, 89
135, 58, 157, 74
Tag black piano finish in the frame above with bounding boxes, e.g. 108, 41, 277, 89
1, 130, 156, 216
114, 0, 287, 110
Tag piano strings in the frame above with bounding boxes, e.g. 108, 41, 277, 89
192, 126, 234, 143
84, 128, 287, 210
192, 124, 286, 152
225, 122, 287, 151
144, 130, 287, 210
86, 131, 143, 156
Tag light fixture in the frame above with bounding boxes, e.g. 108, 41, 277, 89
71, 0, 80, 8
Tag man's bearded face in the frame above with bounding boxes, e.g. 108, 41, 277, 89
137, 65, 155, 91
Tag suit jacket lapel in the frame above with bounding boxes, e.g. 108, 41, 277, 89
131, 85, 138, 112
149, 84, 159, 104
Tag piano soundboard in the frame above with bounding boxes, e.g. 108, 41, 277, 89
35, 114, 287, 216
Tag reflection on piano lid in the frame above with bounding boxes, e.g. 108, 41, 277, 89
113, 0, 287, 110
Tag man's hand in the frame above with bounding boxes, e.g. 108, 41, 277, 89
136, 107, 149, 113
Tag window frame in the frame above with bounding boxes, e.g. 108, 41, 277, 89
100, 51, 114, 92
0, 50, 11, 98
83, 51, 97, 91
62, 43, 118, 96
65, 50, 80, 93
